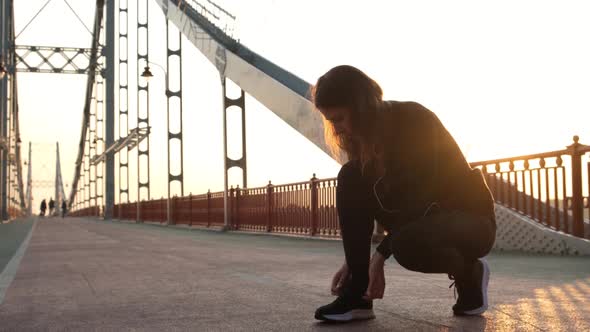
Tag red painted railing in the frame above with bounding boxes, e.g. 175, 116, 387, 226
70, 205, 102, 217
8, 204, 25, 219
72, 137, 590, 240
72, 175, 340, 238
471, 136, 590, 238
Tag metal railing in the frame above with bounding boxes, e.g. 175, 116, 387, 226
71, 175, 341, 237
70, 205, 102, 217
71, 137, 590, 240
471, 136, 589, 238
8, 203, 24, 219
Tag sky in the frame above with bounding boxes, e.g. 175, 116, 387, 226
12, 0, 590, 210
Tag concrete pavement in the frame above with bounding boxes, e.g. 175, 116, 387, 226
0, 217, 589, 331
0, 218, 34, 273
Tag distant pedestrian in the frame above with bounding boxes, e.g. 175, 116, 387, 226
312, 65, 496, 322
49, 198, 55, 216
40, 199, 47, 217
61, 200, 67, 218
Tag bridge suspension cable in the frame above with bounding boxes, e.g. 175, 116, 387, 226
68, 0, 104, 209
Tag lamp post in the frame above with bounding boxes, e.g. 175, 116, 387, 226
140, 62, 167, 85
140, 62, 174, 224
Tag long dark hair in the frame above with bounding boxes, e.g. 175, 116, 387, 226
312, 65, 385, 176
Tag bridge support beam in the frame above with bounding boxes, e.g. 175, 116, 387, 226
136, 0, 151, 222
118, 0, 129, 216
0, 0, 12, 220
165, 20, 184, 225
104, 0, 115, 219
89, 79, 98, 211
221, 77, 247, 230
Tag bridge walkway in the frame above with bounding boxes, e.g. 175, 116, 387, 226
0, 217, 589, 331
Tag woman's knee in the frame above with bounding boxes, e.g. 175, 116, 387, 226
392, 238, 465, 275
391, 238, 419, 271
337, 160, 374, 204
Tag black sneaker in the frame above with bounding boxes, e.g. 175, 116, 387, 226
314, 295, 375, 322
449, 275, 466, 312
453, 259, 490, 316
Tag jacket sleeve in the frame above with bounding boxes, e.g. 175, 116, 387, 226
376, 233, 394, 259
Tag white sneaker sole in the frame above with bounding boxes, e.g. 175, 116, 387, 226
321, 309, 376, 321
461, 259, 490, 315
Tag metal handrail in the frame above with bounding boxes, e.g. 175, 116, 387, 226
470, 149, 569, 167
76, 136, 590, 240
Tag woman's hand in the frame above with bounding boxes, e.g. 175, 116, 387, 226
331, 262, 350, 296
363, 251, 386, 300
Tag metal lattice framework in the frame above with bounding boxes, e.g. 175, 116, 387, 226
165, 19, 184, 224
221, 77, 247, 228
89, 63, 104, 209
10, 0, 337, 226
66, 0, 246, 222
13, 45, 102, 75
91, 126, 150, 165
136, 0, 151, 220
1, 0, 26, 218
118, 0, 129, 210
68, 0, 105, 209
66, 0, 152, 216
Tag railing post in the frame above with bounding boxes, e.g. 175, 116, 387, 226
266, 181, 273, 232
235, 186, 240, 230
228, 186, 234, 229
207, 189, 211, 227
568, 135, 584, 237
189, 192, 193, 227
161, 196, 165, 223
508, 161, 514, 209
172, 195, 177, 225
495, 163, 502, 205
136, 199, 141, 223
536, 160, 543, 223
310, 174, 318, 236
522, 160, 530, 216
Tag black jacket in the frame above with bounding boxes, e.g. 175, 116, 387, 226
372, 101, 494, 257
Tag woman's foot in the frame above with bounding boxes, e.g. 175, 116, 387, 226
452, 258, 490, 315
315, 295, 375, 322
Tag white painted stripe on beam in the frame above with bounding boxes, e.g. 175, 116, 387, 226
0, 218, 37, 305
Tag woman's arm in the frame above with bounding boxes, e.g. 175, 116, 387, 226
376, 233, 394, 259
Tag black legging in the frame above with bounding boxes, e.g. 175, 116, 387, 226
337, 161, 496, 298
